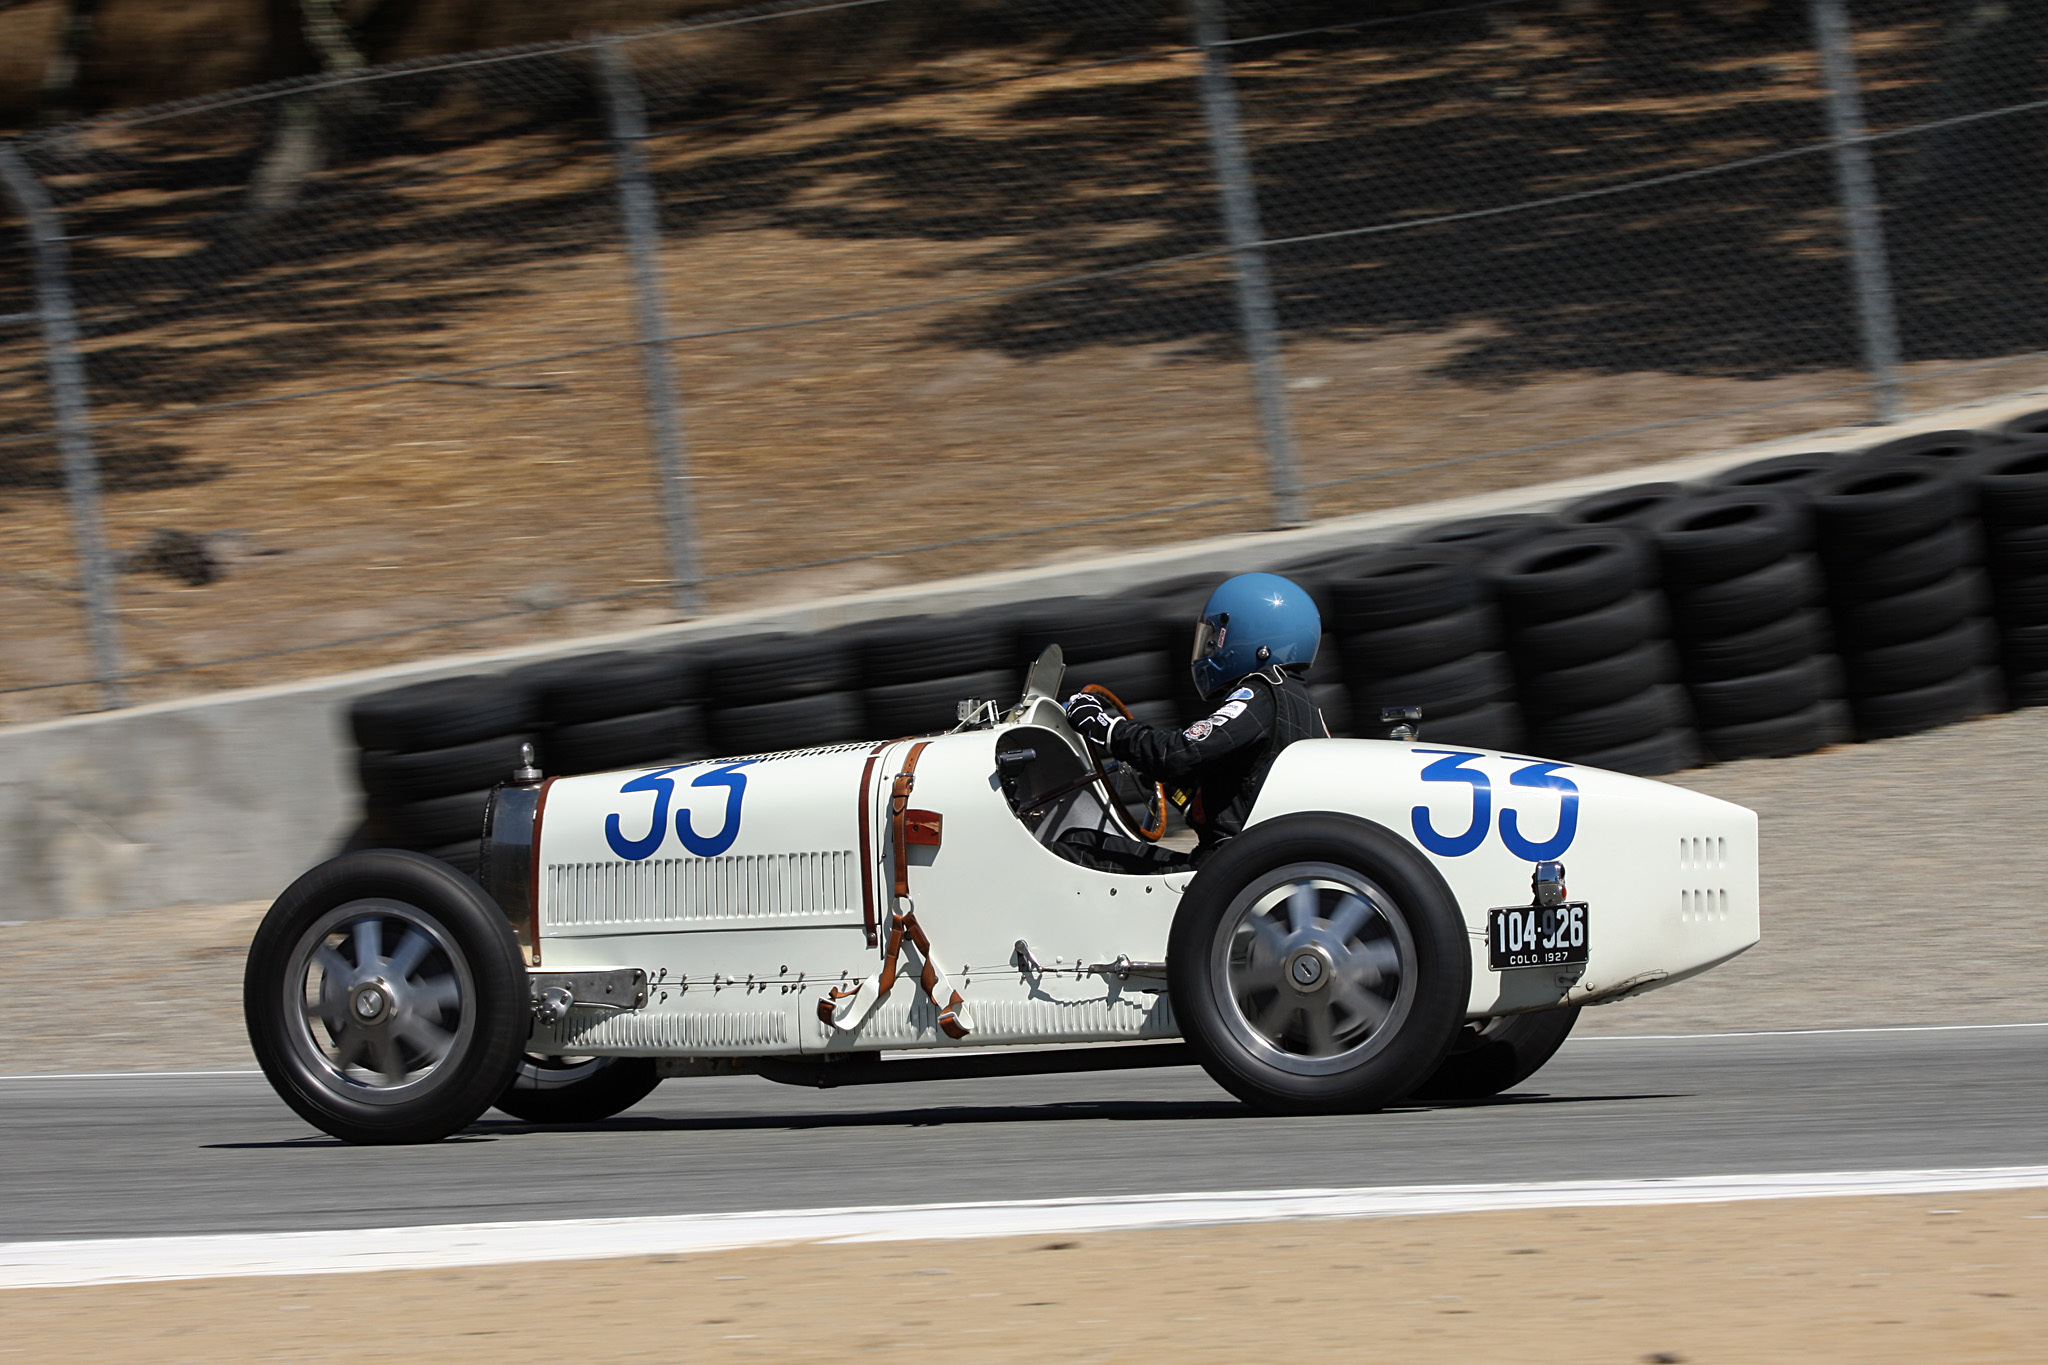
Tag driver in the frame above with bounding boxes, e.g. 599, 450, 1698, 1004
1065, 572, 1328, 863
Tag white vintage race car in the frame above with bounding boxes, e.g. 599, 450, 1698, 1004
243, 648, 1759, 1144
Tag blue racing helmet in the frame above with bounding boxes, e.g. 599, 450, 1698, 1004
1190, 572, 1321, 700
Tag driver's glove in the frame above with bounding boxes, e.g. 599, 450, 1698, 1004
1064, 691, 1120, 752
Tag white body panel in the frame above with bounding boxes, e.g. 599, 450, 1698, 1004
528, 700, 1757, 1058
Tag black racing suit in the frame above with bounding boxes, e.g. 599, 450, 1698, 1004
1109, 665, 1329, 855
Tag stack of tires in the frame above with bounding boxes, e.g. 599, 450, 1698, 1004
1960, 442, 2048, 707
511, 649, 712, 777
855, 611, 1019, 738
1409, 512, 1558, 559
1999, 409, 2048, 445
351, 675, 540, 874
1018, 597, 1181, 728
1710, 451, 1842, 501
1863, 428, 1990, 466
1807, 460, 2001, 739
1559, 481, 1689, 532
1645, 491, 1847, 761
1324, 546, 1523, 751
1492, 526, 1695, 775
705, 634, 865, 755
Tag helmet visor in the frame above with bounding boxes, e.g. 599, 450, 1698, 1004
1191, 612, 1228, 664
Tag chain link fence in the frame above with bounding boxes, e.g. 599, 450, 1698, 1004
5, 0, 2047, 721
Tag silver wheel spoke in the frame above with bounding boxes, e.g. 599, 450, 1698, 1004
368, 1035, 406, 1082
396, 1015, 455, 1067
386, 928, 433, 981
1285, 883, 1318, 937
332, 1027, 369, 1072
1332, 980, 1391, 1030
1325, 893, 1375, 944
313, 944, 355, 991
1250, 912, 1289, 963
414, 973, 462, 1015
352, 917, 384, 971
1302, 1003, 1338, 1056
1250, 991, 1295, 1035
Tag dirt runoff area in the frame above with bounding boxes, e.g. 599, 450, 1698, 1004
7, 1188, 2047, 1364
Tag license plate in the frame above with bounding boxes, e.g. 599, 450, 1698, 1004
1487, 902, 1590, 971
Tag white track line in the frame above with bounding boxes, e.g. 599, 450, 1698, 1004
7, 1166, 2048, 1290
4, 1020, 2045, 1083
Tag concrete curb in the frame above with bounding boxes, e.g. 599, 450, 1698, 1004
3, 386, 2042, 920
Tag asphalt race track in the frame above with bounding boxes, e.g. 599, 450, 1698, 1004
4, 1024, 2045, 1244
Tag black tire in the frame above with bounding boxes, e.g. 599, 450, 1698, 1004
1672, 554, 1824, 639
1851, 666, 2001, 739
1167, 813, 1469, 1114
1490, 529, 1651, 627
1408, 1006, 1581, 1103
547, 705, 712, 776
1408, 512, 1562, 559
1560, 725, 1700, 777
707, 634, 857, 705
1519, 639, 1678, 716
1811, 461, 1964, 548
1678, 608, 1829, 683
1843, 619, 1992, 697
350, 676, 537, 754
1862, 428, 1988, 465
1832, 569, 1987, 650
493, 1054, 662, 1124
710, 692, 866, 753
1708, 450, 1844, 496
1973, 442, 2048, 527
1507, 590, 1667, 672
510, 650, 702, 726
1984, 521, 2048, 575
1999, 622, 2048, 672
2008, 668, 2048, 708
422, 839, 482, 877
1648, 492, 1802, 589
1015, 597, 1173, 664
1560, 482, 1689, 531
850, 612, 1010, 687
359, 732, 535, 804
1687, 654, 1836, 727
1997, 411, 2048, 445
1825, 520, 1977, 601
1992, 573, 2048, 622
1418, 700, 1526, 752
242, 850, 528, 1145
1337, 604, 1499, 678
1700, 699, 1850, 762
1325, 547, 1484, 634
864, 668, 1021, 736
1530, 684, 1688, 754
1067, 651, 1176, 705
1350, 651, 1514, 719
367, 787, 494, 850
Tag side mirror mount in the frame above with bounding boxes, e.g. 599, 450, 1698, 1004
1376, 705, 1423, 743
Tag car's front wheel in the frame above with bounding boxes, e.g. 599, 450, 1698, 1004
1167, 813, 1469, 1114
243, 850, 528, 1144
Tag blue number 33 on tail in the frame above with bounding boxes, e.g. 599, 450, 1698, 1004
1410, 750, 1578, 862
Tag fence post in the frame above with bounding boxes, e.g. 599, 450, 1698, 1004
597, 38, 702, 615
1189, 0, 1306, 528
0, 140, 125, 708
1811, 0, 1904, 425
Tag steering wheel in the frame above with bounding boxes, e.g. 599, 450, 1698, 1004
1080, 684, 1170, 842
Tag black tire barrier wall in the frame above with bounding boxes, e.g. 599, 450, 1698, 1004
1807, 460, 2003, 739
1327, 547, 1526, 753
1646, 491, 1849, 761
1963, 442, 2048, 706
348, 413, 2048, 856
1491, 526, 1698, 776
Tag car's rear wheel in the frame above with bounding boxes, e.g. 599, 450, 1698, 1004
244, 850, 528, 1145
493, 1054, 662, 1124
1168, 813, 1469, 1114
1408, 1005, 1580, 1103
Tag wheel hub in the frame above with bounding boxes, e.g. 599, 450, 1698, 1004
350, 979, 394, 1026
1285, 944, 1332, 993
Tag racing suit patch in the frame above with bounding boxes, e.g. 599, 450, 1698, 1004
1226, 687, 1255, 702
1184, 719, 1217, 741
